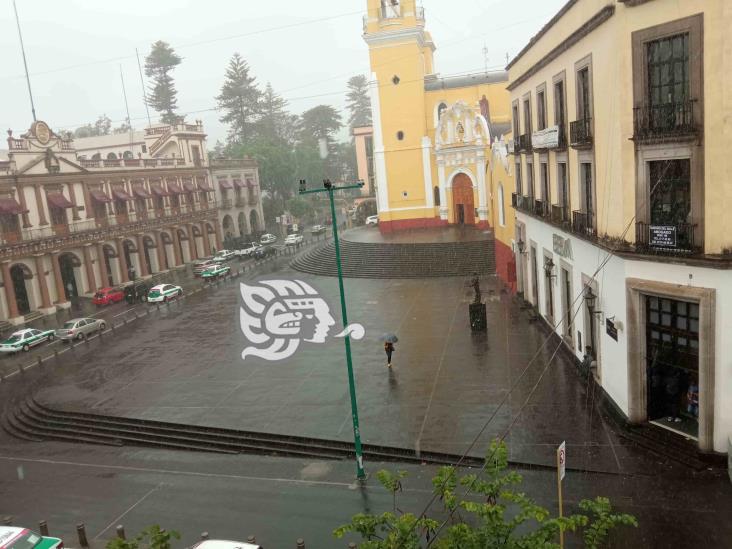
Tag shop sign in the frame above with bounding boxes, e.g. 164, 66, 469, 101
606, 318, 618, 342
532, 125, 559, 149
553, 234, 573, 260
649, 225, 677, 248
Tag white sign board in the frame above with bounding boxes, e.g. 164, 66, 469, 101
557, 441, 566, 480
532, 125, 560, 149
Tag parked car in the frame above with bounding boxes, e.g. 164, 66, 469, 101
193, 258, 217, 276
213, 249, 236, 262
0, 329, 55, 354
147, 284, 183, 303
260, 233, 277, 245
201, 264, 230, 279
92, 287, 125, 306
284, 233, 304, 246
235, 242, 261, 258
366, 215, 379, 226
0, 527, 64, 549
253, 245, 277, 260
124, 282, 152, 303
190, 540, 260, 549
310, 224, 326, 235
55, 318, 106, 342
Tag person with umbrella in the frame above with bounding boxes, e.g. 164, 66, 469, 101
382, 333, 398, 367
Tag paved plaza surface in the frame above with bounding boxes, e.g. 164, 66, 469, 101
0, 247, 730, 547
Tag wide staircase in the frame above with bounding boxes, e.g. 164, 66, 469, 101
291, 235, 495, 279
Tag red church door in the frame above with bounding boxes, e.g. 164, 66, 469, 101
451, 174, 475, 225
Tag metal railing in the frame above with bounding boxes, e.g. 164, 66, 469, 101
569, 117, 593, 148
534, 199, 550, 218
633, 100, 696, 140
635, 222, 697, 254
78, 157, 188, 169
571, 210, 596, 237
516, 133, 532, 152
551, 204, 570, 225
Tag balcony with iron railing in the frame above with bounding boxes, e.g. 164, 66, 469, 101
572, 210, 596, 238
633, 100, 697, 142
78, 157, 188, 170
144, 123, 204, 136
569, 117, 593, 149
635, 222, 698, 255
511, 193, 532, 213
533, 199, 550, 219
515, 133, 532, 153
551, 204, 570, 226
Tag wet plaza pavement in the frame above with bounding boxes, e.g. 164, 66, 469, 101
1, 246, 731, 547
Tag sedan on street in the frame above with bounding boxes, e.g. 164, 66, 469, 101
0, 329, 55, 354
147, 284, 183, 303
55, 318, 107, 342
92, 287, 125, 306
310, 224, 326, 235
260, 233, 277, 245
213, 249, 236, 262
201, 264, 230, 279
284, 233, 304, 246
252, 246, 277, 260
366, 214, 379, 226
0, 527, 64, 549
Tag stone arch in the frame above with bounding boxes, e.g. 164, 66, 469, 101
58, 251, 83, 298
9, 262, 34, 316
142, 235, 156, 274
249, 210, 260, 234
106, 152, 117, 160
222, 214, 235, 238
446, 167, 477, 189
434, 101, 448, 127
451, 173, 476, 226
122, 239, 138, 279
91, 153, 101, 161
176, 228, 189, 264
158, 230, 173, 271
123, 150, 134, 159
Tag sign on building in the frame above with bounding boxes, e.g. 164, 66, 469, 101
553, 234, 573, 260
649, 225, 677, 248
606, 318, 618, 342
532, 125, 560, 149
557, 441, 566, 480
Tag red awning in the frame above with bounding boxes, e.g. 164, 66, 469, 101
47, 193, 74, 209
113, 189, 134, 201
219, 180, 233, 190
233, 179, 246, 189
183, 181, 197, 192
151, 185, 170, 197
198, 179, 213, 191
133, 186, 152, 199
90, 189, 112, 203
167, 182, 184, 194
0, 198, 28, 215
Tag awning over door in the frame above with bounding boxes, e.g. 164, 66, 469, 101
167, 182, 184, 194
133, 186, 152, 199
183, 181, 197, 192
89, 189, 112, 203
0, 198, 28, 215
151, 185, 170, 197
46, 193, 74, 209
113, 189, 134, 201
219, 180, 233, 190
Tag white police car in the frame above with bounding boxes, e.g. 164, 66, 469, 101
201, 264, 230, 279
0, 329, 55, 354
147, 284, 183, 303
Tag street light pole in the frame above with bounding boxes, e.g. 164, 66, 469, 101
299, 179, 366, 480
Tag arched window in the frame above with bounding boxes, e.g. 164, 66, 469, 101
435, 102, 447, 127
106, 152, 117, 160
123, 150, 133, 159
91, 153, 101, 161
433, 186, 440, 206
498, 183, 506, 226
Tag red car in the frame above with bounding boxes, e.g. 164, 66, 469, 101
92, 287, 125, 306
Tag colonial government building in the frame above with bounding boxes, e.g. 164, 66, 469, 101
0, 120, 263, 327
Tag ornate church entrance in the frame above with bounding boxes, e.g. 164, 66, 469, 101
451, 174, 475, 225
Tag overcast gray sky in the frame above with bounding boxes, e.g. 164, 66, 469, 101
0, 0, 565, 144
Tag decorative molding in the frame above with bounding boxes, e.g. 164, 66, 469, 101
507, 5, 615, 92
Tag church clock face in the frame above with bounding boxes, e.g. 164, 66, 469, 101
35, 121, 51, 145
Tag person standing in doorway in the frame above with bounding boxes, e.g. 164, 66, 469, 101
384, 340, 395, 367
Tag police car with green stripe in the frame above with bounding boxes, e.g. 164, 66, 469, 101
201, 264, 230, 279
147, 283, 183, 303
0, 527, 63, 549
0, 328, 55, 354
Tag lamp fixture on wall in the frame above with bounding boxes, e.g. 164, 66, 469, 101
583, 285, 603, 316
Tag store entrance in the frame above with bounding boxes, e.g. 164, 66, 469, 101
646, 296, 699, 438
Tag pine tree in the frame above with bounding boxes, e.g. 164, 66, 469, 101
298, 105, 342, 144
258, 83, 291, 144
345, 75, 372, 131
144, 41, 182, 124
215, 53, 262, 145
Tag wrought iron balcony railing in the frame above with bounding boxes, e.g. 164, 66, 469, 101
569, 117, 593, 148
551, 204, 570, 225
633, 100, 697, 141
516, 133, 532, 153
572, 210, 596, 238
635, 222, 698, 254
534, 199, 550, 218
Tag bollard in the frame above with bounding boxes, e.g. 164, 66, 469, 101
116, 525, 126, 540
296, 539, 305, 548
200, 532, 209, 541
77, 523, 89, 548
54, 348, 58, 359
37, 356, 42, 368
39, 521, 48, 536
247, 536, 256, 544
17, 364, 24, 376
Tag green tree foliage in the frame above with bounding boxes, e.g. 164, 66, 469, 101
285, 196, 315, 222
216, 53, 262, 144
257, 82, 292, 144
346, 74, 372, 131
113, 121, 132, 134
298, 104, 342, 144
73, 115, 112, 138
145, 41, 182, 124
106, 525, 180, 549
335, 440, 637, 548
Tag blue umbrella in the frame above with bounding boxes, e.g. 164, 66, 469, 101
380, 333, 399, 343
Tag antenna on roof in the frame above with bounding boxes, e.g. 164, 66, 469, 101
119, 65, 133, 148
12, 0, 37, 122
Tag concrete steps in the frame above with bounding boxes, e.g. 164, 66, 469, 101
291, 237, 496, 279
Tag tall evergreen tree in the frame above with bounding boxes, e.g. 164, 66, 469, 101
216, 53, 262, 144
144, 41, 182, 124
258, 83, 291, 144
298, 105, 342, 144
345, 75, 372, 130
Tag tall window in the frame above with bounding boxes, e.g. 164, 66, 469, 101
515, 163, 523, 196
558, 162, 569, 215
649, 159, 691, 227
523, 99, 532, 135
577, 67, 591, 120
647, 33, 689, 107
540, 163, 549, 202
526, 163, 534, 200
580, 163, 593, 215
554, 80, 565, 127
498, 183, 505, 226
49, 206, 66, 226
537, 90, 546, 130
512, 104, 520, 136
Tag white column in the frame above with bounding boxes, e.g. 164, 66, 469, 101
476, 151, 488, 223
421, 136, 434, 209
437, 159, 448, 220
369, 72, 390, 214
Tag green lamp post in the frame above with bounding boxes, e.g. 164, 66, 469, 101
299, 178, 366, 480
